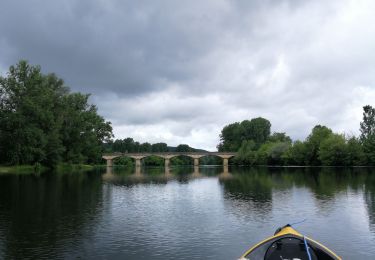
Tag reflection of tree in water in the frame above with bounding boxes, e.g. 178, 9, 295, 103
220, 167, 373, 221
266, 167, 365, 199
0, 170, 104, 259
309, 168, 362, 197
220, 167, 273, 216
363, 169, 375, 231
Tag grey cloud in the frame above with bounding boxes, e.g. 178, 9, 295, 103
0, 0, 231, 95
1, 0, 375, 150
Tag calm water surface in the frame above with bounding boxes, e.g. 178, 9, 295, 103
0, 166, 375, 259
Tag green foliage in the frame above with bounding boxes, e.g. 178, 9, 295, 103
360, 105, 375, 164
267, 142, 291, 165
346, 137, 367, 165
151, 142, 168, 152
268, 132, 292, 143
363, 135, 375, 165
318, 134, 348, 166
173, 144, 194, 164
0, 61, 113, 167
217, 122, 243, 151
243, 117, 271, 146
234, 140, 257, 165
360, 105, 375, 141
282, 141, 307, 165
304, 125, 333, 165
218, 117, 271, 152
256, 141, 291, 165
113, 157, 133, 166
112, 138, 141, 153
61, 93, 113, 164
176, 144, 193, 152
171, 156, 192, 165
140, 142, 152, 152
200, 156, 222, 165
143, 155, 164, 166
226, 119, 372, 166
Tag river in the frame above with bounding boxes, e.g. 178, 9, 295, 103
0, 166, 374, 259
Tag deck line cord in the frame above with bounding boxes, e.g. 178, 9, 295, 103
304, 236, 312, 260
289, 218, 307, 227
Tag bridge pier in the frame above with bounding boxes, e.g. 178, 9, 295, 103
194, 158, 199, 167
220, 154, 233, 167
103, 155, 119, 168
135, 158, 142, 167
223, 158, 229, 167
165, 158, 170, 168
135, 166, 142, 175
106, 159, 113, 167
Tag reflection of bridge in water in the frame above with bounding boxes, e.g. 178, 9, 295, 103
102, 152, 236, 168
102, 165, 232, 183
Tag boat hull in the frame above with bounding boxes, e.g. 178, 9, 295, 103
240, 225, 341, 260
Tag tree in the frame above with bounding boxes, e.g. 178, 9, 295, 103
346, 136, 366, 166
234, 140, 257, 165
268, 132, 292, 143
217, 117, 271, 152
173, 144, 194, 165
318, 134, 348, 166
243, 117, 271, 146
360, 105, 375, 164
217, 122, 242, 151
0, 61, 67, 165
360, 105, 375, 141
140, 142, 152, 152
304, 125, 333, 165
282, 141, 308, 166
255, 141, 290, 165
61, 93, 112, 163
144, 155, 164, 166
0, 61, 113, 166
268, 142, 291, 165
176, 144, 193, 152
151, 142, 168, 152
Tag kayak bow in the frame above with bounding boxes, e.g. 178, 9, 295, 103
240, 224, 341, 260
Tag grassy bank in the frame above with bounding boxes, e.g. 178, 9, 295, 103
0, 165, 44, 174
55, 163, 97, 171
0, 163, 104, 175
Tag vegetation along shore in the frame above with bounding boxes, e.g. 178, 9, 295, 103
1, 61, 375, 170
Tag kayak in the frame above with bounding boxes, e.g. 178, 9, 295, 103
239, 224, 341, 260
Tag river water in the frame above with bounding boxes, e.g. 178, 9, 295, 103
0, 166, 374, 259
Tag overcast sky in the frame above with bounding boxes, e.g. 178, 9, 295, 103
1, 0, 375, 150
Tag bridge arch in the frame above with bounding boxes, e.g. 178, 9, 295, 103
198, 154, 234, 166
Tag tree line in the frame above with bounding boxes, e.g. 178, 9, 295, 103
218, 109, 375, 166
0, 61, 113, 167
2, 61, 375, 168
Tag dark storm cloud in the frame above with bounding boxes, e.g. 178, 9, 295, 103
0, 0, 231, 95
1, 0, 375, 150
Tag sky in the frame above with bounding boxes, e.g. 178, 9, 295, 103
1, 0, 375, 151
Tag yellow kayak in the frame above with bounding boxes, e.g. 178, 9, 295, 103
240, 224, 341, 260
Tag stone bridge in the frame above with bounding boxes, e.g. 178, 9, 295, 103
102, 152, 237, 167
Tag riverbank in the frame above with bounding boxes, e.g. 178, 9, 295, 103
0, 165, 42, 174
0, 164, 103, 175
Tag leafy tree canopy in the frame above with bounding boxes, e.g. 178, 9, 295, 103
0, 60, 113, 166
218, 117, 271, 152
